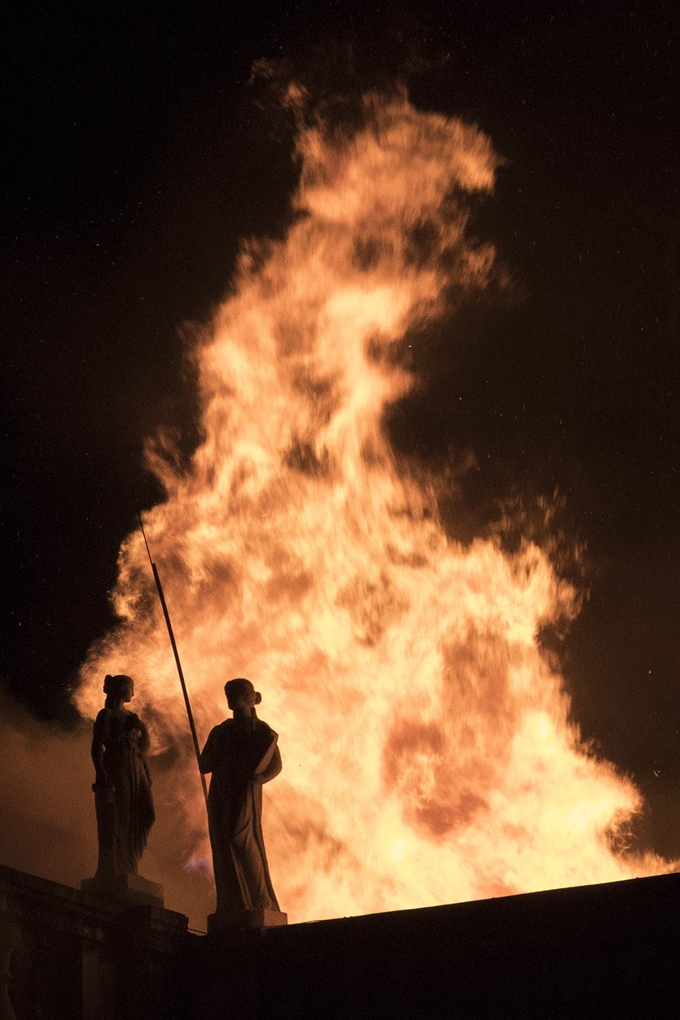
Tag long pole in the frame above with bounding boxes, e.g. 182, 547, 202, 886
137, 512, 209, 810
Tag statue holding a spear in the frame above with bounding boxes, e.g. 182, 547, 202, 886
137, 512, 286, 929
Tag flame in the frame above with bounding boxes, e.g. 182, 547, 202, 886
78, 89, 662, 922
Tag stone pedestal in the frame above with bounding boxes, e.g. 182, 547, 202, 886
207, 909, 287, 932
81, 873, 164, 908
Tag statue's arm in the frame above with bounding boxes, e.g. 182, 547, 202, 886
198, 727, 219, 774
91, 711, 108, 784
136, 717, 151, 754
256, 745, 282, 784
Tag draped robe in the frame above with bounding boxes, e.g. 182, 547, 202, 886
92, 707, 155, 877
199, 713, 282, 913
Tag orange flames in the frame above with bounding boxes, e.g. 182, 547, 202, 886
77, 89, 661, 922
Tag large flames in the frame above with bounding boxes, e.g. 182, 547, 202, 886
77, 89, 660, 922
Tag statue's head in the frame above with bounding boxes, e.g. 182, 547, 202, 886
224, 677, 261, 709
103, 674, 134, 703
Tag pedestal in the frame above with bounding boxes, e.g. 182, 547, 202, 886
207, 909, 288, 932
81, 873, 164, 908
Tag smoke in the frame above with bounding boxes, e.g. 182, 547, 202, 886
0, 687, 94, 886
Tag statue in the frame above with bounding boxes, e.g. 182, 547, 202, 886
199, 678, 284, 925
90, 674, 155, 879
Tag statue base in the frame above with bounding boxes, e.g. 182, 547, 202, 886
207, 909, 287, 932
81, 872, 164, 908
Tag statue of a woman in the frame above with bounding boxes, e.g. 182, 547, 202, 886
199, 678, 282, 916
91, 673, 155, 878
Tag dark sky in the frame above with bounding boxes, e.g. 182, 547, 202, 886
2, 0, 680, 859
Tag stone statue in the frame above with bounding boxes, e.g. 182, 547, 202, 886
90, 674, 155, 879
199, 678, 283, 923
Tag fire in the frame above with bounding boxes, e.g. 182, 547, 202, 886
78, 88, 661, 922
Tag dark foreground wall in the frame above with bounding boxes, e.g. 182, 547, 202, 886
177, 872, 680, 1020
0, 865, 187, 1020
2, 864, 680, 1019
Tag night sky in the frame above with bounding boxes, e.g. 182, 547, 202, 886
3, 0, 680, 869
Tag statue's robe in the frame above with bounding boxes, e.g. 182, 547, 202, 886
93, 708, 155, 876
199, 714, 281, 913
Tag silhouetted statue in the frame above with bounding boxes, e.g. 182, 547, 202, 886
199, 678, 282, 919
91, 674, 155, 878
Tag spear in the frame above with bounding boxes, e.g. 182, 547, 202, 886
137, 511, 209, 810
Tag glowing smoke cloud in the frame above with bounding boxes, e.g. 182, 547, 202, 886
78, 89, 662, 922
